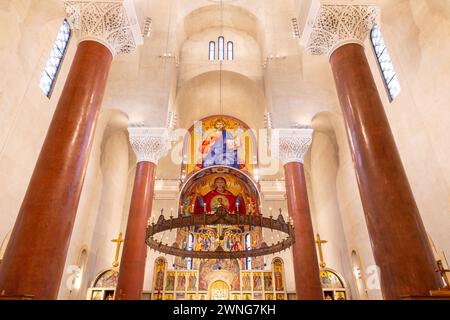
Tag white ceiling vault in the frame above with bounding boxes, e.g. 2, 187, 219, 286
102, 0, 340, 133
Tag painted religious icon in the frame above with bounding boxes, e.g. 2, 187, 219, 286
253, 272, 262, 291
153, 258, 166, 291
179, 167, 260, 217
273, 258, 285, 291
182, 116, 257, 176
276, 293, 286, 300
152, 292, 163, 300
320, 270, 344, 289
91, 290, 103, 300
194, 177, 246, 214
324, 291, 334, 300
94, 269, 119, 288
335, 291, 347, 300
253, 293, 263, 300
242, 293, 252, 300
165, 272, 175, 291
188, 272, 197, 291
164, 293, 174, 300
104, 291, 114, 300
187, 293, 197, 300
264, 272, 274, 291
199, 118, 242, 169
176, 293, 186, 300
242, 272, 251, 291
176, 273, 186, 291
265, 293, 274, 300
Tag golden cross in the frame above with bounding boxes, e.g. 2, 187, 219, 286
111, 232, 124, 268
315, 233, 328, 268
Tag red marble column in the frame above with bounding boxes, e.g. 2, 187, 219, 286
0, 41, 113, 300
115, 161, 156, 300
284, 162, 323, 300
330, 43, 440, 299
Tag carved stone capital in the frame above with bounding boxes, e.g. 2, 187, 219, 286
273, 129, 313, 165
64, 0, 143, 57
128, 127, 169, 165
299, 1, 379, 58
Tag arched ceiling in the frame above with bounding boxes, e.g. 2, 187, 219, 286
181, 4, 261, 46
102, 0, 339, 133
175, 70, 266, 130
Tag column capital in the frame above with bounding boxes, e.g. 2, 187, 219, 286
64, 0, 144, 57
273, 128, 313, 165
128, 127, 169, 165
298, 1, 379, 58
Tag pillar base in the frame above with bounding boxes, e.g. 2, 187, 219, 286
0, 295, 34, 300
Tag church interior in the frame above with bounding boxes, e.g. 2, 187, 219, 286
0, 0, 449, 301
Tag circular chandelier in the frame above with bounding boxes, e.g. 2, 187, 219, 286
146, 207, 295, 259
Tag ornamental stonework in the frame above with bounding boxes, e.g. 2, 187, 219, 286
128, 127, 169, 164
64, 0, 143, 56
273, 129, 313, 165
302, 4, 379, 57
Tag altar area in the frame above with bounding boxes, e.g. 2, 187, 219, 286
150, 257, 287, 300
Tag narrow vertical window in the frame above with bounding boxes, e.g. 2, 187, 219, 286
39, 20, 71, 98
218, 36, 224, 61
370, 25, 401, 101
245, 233, 251, 270
227, 41, 233, 61
209, 41, 215, 61
187, 233, 194, 270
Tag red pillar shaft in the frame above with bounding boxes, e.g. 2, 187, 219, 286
284, 162, 323, 300
115, 161, 156, 300
330, 43, 440, 299
0, 41, 113, 300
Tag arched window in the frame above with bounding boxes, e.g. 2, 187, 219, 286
227, 41, 234, 61
187, 233, 194, 270
218, 36, 225, 61
209, 41, 215, 61
39, 20, 71, 98
370, 25, 401, 101
245, 233, 251, 270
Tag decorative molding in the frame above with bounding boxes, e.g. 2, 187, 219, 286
64, 0, 143, 57
300, 1, 379, 58
273, 128, 313, 165
128, 127, 169, 164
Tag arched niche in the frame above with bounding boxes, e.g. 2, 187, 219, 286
175, 71, 266, 131
178, 166, 261, 216
181, 115, 258, 178
320, 268, 350, 300
86, 268, 119, 300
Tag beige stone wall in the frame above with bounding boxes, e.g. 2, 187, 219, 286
371, 0, 450, 261
0, 0, 73, 251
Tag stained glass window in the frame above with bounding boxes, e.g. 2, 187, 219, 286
245, 233, 251, 270
187, 233, 194, 270
39, 20, 71, 98
209, 41, 215, 61
227, 41, 234, 61
370, 25, 401, 101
